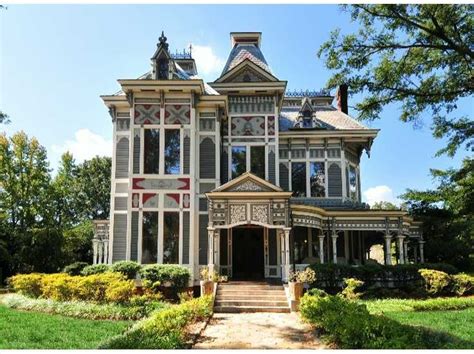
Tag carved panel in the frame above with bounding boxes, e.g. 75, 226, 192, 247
230, 204, 247, 224
165, 104, 191, 124
251, 205, 269, 224
135, 104, 160, 124
231, 116, 265, 136
229, 180, 265, 192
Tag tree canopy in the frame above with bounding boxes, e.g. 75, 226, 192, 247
318, 4, 473, 156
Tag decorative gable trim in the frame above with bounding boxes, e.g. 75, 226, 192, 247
215, 59, 278, 83
211, 171, 284, 193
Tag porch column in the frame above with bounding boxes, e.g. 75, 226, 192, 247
331, 232, 338, 264
98, 242, 103, 264
419, 240, 425, 263
214, 229, 220, 272
282, 228, 291, 282
384, 234, 392, 265
414, 244, 418, 263
103, 240, 109, 264
207, 228, 215, 274
318, 235, 325, 264
92, 240, 98, 265
403, 240, 409, 264
397, 235, 405, 264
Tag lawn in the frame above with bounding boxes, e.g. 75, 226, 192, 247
0, 305, 131, 349
364, 298, 474, 348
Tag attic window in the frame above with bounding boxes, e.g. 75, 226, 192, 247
302, 110, 312, 128
158, 58, 169, 80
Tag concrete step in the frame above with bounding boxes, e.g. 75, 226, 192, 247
215, 300, 289, 307
219, 284, 283, 289
217, 289, 285, 295
216, 294, 288, 301
214, 305, 290, 313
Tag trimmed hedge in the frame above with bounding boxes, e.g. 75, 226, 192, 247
81, 264, 110, 275
300, 292, 455, 348
111, 261, 141, 280
63, 262, 89, 276
140, 264, 191, 290
99, 296, 213, 349
9, 272, 135, 304
0, 293, 168, 320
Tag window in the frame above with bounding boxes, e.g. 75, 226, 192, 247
231, 146, 246, 179
144, 129, 160, 174
302, 110, 312, 128
349, 165, 357, 200
310, 162, 325, 197
164, 129, 180, 174
142, 212, 158, 264
158, 58, 169, 80
250, 146, 265, 179
292, 162, 306, 197
293, 227, 309, 263
163, 212, 179, 264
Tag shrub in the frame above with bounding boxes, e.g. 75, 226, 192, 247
0, 293, 167, 320
105, 280, 135, 304
41, 273, 76, 301
451, 273, 473, 296
419, 269, 452, 296
81, 264, 110, 276
63, 262, 89, 276
140, 264, 191, 290
8, 273, 44, 298
411, 297, 474, 312
99, 295, 213, 349
75, 272, 130, 302
340, 278, 364, 300
110, 261, 141, 280
300, 292, 452, 348
307, 288, 329, 298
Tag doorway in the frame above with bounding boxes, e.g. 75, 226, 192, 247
232, 226, 264, 280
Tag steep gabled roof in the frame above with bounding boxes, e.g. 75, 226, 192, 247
221, 43, 272, 76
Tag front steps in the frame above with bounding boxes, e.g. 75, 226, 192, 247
214, 281, 290, 313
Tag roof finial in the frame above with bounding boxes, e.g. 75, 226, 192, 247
158, 31, 168, 50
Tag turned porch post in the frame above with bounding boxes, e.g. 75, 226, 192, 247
397, 235, 405, 264
384, 234, 392, 265
207, 228, 215, 274
331, 232, 338, 264
403, 240, 409, 264
283, 228, 291, 282
419, 240, 425, 263
318, 234, 325, 264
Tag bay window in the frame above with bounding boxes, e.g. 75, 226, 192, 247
310, 162, 325, 197
250, 146, 265, 179
231, 146, 246, 178
291, 162, 306, 197
164, 129, 180, 174
144, 129, 160, 174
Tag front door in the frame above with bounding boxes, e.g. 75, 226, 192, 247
232, 226, 264, 280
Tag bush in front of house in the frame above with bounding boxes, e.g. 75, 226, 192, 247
0, 293, 168, 320
63, 262, 89, 276
81, 264, 110, 275
140, 264, 191, 291
110, 261, 141, 280
9, 272, 135, 304
451, 273, 473, 296
418, 269, 453, 296
99, 295, 213, 349
340, 278, 364, 300
299, 291, 452, 349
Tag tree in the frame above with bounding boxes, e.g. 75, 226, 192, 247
0, 111, 9, 124
371, 201, 400, 210
318, 5, 473, 156
0, 131, 51, 231
401, 157, 473, 270
75, 156, 111, 220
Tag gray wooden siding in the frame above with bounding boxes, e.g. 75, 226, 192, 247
112, 213, 127, 261
131, 211, 139, 261
182, 211, 190, 264
115, 137, 129, 178
268, 150, 276, 184
199, 214, 209, 265
199, 137, 215, 179
133, 130, 140, 174
184, 134, 190, 174
115, 183, 128, 193
328, 163, 342, 197
279, 163, 289, 191
114, 197, 128, 211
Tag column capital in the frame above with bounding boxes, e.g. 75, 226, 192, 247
318, 234, 325, 240
331, 233, 338, 240
384, 233, 392, 240
396, 234, 406, 240
418, 240, 426, 244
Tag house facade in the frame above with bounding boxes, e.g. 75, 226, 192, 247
99, 32, 424, 283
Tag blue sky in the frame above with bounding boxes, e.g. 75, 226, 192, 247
1, 4, 471, 205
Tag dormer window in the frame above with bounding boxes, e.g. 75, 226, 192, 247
302, 110, 312, 128
158, 58, 169, 80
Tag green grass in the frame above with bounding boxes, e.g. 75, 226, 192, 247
364, 297, 474, 347
0, 305, 131, 349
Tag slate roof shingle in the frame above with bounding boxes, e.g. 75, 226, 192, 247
221, 44, 272, 76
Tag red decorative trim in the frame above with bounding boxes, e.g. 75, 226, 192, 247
178, 178, 190, 190
132, 178, 145, 189
166, 193, 180, 205
142, 193, 156, 204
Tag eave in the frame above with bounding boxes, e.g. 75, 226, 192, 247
117, 79, 205, 95
279, 129, 379, 140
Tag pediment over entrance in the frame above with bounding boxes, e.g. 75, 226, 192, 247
211, 172, 284, 193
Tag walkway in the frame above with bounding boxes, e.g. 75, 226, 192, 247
193, 312, 325, 349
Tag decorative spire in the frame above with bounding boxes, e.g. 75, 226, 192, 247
158, 31, 168, 50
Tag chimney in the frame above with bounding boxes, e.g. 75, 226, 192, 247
336, 84, 348, 114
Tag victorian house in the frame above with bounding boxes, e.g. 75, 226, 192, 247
98, 32, 424, 284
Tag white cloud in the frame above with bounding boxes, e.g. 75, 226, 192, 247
52, 129, 112, 164
191, 44, 225, 76
363, 185, 400, 207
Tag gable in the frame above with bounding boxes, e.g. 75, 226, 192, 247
212, 172, 283, 193
215, 59, 278, 83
